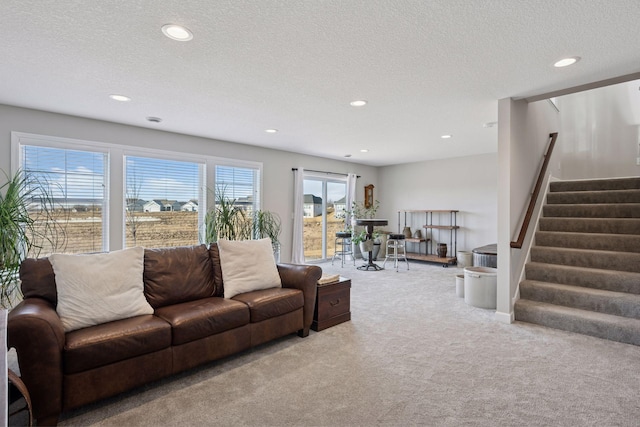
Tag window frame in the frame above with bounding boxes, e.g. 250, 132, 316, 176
11, 131, 263, 252
207, 156, 263, 212
302, 171, 348, 262
123, 150, 206, 248
11, 132, 112, 252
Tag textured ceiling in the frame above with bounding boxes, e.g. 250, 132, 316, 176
1, 0, 640, 166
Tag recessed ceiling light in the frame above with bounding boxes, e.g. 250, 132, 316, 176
146, 116, 162, 123
109, 94, 131, 102
350, 100, 368, 107
441, 135, 452, 139
265, 129, 278, 133
360, 149, 369, 153
554, 56, 581, 68
161, 24, 193, 41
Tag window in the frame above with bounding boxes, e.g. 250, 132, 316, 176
18, 141, 108, 255
125, 155, 204, 248
13, 132, 263, 253
214, 165, 260, 213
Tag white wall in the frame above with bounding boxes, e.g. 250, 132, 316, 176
554, 79, 640, 179
0, 104, 379, 262
377, 153, 498, 254
497, 98, 560, 322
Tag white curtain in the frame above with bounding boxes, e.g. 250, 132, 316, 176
291, 168, 305, 263
345, 173, 358, 225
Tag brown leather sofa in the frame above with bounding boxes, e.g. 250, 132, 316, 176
8, 244, 322, 426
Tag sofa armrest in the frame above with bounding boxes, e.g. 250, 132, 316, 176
277, 263, 322, 336
8, 298, 65, 424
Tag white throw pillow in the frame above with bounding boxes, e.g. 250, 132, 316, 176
217, 238, 282, 299
50, 247, 154, 332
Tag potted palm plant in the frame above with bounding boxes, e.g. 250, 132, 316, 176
203, 186, 251, 242
203, 186, 282, 261
250, 210, 282, 262
0, 170, 65, 308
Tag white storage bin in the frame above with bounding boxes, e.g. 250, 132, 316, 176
455, 274, 464, 298
464, 267, 497, 309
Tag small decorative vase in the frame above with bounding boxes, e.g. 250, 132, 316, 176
413, 229, 422, 239
403, 226, 412, 238
437, 243, 448, 258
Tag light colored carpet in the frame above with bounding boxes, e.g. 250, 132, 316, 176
17, 260, 640, 426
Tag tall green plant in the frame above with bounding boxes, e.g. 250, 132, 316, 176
203, 186, 251, 242
251, 210, 281, 245
0, 170, 66, 308
203, 187, 282, 251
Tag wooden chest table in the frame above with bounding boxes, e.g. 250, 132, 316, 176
312, 277, 351, 331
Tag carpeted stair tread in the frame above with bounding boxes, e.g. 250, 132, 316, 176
538, 217, 640, 234
546, 189, 640, 205
530, 246, 640, 273
520, 177, 640, 345
535, 230, 640, 252
543, 203, 640, 218
525, 262, 640, 295
550, 177, 640, 192
514, 299, 640, 346
520, 280, 640, 319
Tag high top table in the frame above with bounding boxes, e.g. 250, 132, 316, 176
355, 219, 388, 271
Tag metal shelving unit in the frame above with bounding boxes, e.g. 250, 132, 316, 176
398, 210, 459, 267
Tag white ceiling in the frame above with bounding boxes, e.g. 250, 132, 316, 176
1, 1, 640, 166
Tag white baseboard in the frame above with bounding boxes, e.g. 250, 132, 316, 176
495, 310, 514, 324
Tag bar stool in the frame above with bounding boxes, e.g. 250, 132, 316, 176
383, 233, 409, 271
332, 231, 355, 267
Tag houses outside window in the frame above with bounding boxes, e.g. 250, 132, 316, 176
214, 165, 260, 213
125, 155, 204, 248
13, 132, 262, 254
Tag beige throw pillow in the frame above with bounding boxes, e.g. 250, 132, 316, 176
217, 238, 282, 299
50, 247, 154, 332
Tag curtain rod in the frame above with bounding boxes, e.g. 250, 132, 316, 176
291, 168, 360, 178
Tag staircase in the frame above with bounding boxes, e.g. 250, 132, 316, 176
514, 177, 640, 346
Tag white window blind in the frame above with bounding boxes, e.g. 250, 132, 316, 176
20, 144, 108, 254
125, 155, 204, 248
215, 165, 260, 212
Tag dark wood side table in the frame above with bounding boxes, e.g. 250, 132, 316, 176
312, 277, 351, 331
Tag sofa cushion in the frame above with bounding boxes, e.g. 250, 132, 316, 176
154, 297, 249, 346
217, 238, 282, 299
208, 243, 224, 297
64, 314, 171, 374
50, 247, 155, 332
144, 244, 216, 308
232, 288, 304, 323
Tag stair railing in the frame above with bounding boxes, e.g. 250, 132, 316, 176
511, 132, 558, 249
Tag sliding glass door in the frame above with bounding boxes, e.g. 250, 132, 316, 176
303, 176, 347, 261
